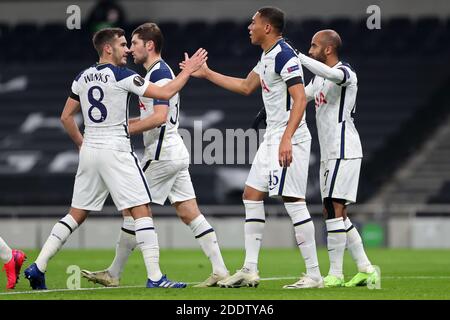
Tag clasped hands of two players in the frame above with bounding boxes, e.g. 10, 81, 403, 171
180, 51, 292, 168
181, 48, 209, 75
180, 49, 209, 76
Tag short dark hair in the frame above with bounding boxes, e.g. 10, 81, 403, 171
132, 22, 164, 54
258, 6, 285, 34
92, 27, 125, 57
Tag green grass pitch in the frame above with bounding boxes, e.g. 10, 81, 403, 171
1, 248, 449, 300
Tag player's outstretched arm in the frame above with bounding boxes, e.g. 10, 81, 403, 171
129, 105, 168, 135
128, 117, 140, 124
143, 48, 208, 100
180, 57, 260, 96
298, 53, 346, 84
304, 81, 315, 103
61, 97, 83, 149
279, 84, 307, 168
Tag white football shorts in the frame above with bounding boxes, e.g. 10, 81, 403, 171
319, 158, 362, 204
141, 157, 196, 205
246, 139, 311, 199
71, 146, 151, 211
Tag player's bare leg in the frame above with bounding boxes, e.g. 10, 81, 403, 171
282, 197, 323, 289
218, 185, 264, 288
173, 198, 229, 287
322, 198, 347, 287
25, 207, 87, 289
342, 207, 378, 287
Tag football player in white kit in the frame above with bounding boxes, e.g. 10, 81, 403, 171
298, 29, 378, 287
181, 7, 323, 289
24, 28, 207, 290
81, 23, 229, 288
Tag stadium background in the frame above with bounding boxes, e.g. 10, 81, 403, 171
0, 0, 449, 250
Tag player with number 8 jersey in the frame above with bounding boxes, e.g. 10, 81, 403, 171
24, 27, 208, 290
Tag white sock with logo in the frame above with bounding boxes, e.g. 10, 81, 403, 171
243, 200, 265, 273
135, 217, 163, 282
326, 217, 347, 278
189, 214, 228, 276
36, 214, 78, 272
285, 202, 322, 282
344, 217, 374, 273
107, 216, 137, 278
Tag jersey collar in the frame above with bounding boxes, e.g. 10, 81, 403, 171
93, 62, 112, 70
264, 38, 284, 55
146, 59, 162, 73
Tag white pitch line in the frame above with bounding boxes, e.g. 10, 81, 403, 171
1, 275, 450, 296
0, 285, 143, 295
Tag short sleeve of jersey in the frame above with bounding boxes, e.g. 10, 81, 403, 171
115, 68, 150, 96
149, 67, 173, 106
275, 51, 303, 86
151, 78, 170, 106
252, 61, 261, 75
69, 71, 83, 101
337, 65, 356, 87
70, 80, 80, 101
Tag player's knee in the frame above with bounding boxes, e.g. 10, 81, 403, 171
174, 200, 200, 225
242, 187, 265, 201
282, 196, 303, 203
323, 197, 346, 219
323, 197, 336, 219
178, 211, 199, 225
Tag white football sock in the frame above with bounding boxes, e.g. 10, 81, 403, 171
189, 214, 228, 276
243, 200, 265, 273
285, 202, 321, 282
135, 217, 162, 282
344, 217, 374, 273
326, 217, 346, 278
107, 216, 137, 278
36, 214, 78, 272
0, 236, 13, 263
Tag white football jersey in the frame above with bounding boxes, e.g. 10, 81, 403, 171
70, 63, 150, 152
305, 61, 363, 161
139, 60, 189, 161
252, 38, 311, 145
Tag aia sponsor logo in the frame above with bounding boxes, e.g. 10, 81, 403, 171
138, 99, 146, 111
260, 79, 270, 93
315, 92, 327, 108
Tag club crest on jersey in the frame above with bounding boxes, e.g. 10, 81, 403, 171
133, 75, 145, 86
287, 64, 299, 73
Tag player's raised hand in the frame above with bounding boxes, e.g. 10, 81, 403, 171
179, 48, 208, 75
179, 51, 209, 78
279, 136, 292, 168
